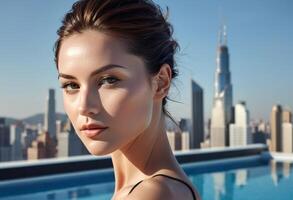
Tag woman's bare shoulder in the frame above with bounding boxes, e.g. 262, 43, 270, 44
127, 175, 194, 200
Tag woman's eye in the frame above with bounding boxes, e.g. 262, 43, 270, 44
99, 76, 120, 86
60, 82, 79, 93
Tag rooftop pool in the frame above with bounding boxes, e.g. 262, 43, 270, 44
0, 145, 292, 200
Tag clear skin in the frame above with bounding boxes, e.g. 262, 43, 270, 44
58, 30, 200, 200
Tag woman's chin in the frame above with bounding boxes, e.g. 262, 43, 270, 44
86, 141, 116, 156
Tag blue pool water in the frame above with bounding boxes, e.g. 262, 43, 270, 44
0, 156, 292, 200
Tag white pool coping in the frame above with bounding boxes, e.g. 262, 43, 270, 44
0, 144, 268, 169
267, 152, 293, 162
0, 144, 267, 169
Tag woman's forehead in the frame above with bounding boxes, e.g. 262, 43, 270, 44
59, 30, 127, 59
58, 30, 147, 77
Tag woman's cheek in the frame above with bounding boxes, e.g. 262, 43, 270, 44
101, 84, 153, 134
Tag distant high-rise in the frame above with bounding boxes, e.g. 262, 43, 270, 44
179, 118, 190, 133
57, 120, 89, 157
27, 131, 57, 160
257, 120, 270, 134
181, 131, 190, 150
21, 127, 38, 159
282, 109, 292, 123
10, 124, 23, 161
44, 89, 56, 140
210, 24, 233, 147
282, 110, 292, 153
191, 80, 204, 149
0, 121, 12, 162
167, 131, 182, 151
282, 122, 293, 153
271, 105, 283, 152
0, 118, 5, 126
229, 102, 252, 146
56, 120, 62, 136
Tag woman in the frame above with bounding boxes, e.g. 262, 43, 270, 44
54, 0, 201, 199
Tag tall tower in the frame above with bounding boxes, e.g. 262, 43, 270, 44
229, 102, 251, 146
282, 109, 292, 123
44, 89, 56, 140
282, 109, 292, 153
210, 24, 233, 147
0, 119, 12, 162
57, 120, 89, 157
191, 80, 204, 149
271, 105, 283, 152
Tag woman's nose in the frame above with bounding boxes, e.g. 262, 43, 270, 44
78, 87, 100, 117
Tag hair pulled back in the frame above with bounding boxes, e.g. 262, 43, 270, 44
54, 0, 179, 122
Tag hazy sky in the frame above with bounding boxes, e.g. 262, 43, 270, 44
0, 0, 292, 122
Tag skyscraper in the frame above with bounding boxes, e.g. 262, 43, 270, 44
21, 127, 38, 159
210, 25, 233, 147
44, 89, 56, 141
27, 131, 57, 160
181, 131, 190, 150
166, 131, 182, 151
0, 118, 5, 125
229, 102, 252, 146
0, 118, 12, 162
283, 109, 292, 123
282, 122, 293, 153
10, 124, 24, 161
282, 109, 292, 153
271, 105, 283, 152
191, 80, 204, 149
57, 120, 89, 157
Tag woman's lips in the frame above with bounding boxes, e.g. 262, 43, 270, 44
80, 123, 108, 138
81, 128, 108, 138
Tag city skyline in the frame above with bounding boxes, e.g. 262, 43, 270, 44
0, 0, 292, 122
210, 24, 233, 147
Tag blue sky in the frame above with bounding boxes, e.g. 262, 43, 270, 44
0, 0, 292, 122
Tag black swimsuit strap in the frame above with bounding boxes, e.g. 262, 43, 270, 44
128, 174, 197, 200
128, 180, 144, 194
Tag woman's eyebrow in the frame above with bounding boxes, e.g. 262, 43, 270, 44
58, 64, 128, 79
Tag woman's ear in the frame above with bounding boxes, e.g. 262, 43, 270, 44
152, 63, 172, 100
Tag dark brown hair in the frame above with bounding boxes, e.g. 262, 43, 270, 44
54, 0, 179, 124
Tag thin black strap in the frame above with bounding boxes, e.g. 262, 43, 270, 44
128, 174, 197, 200
128, 180, 144, 194
152, 174, 197, 200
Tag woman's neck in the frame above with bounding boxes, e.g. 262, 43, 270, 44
111, 112, 178, 194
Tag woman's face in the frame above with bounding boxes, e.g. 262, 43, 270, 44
58, 30, 155, 155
